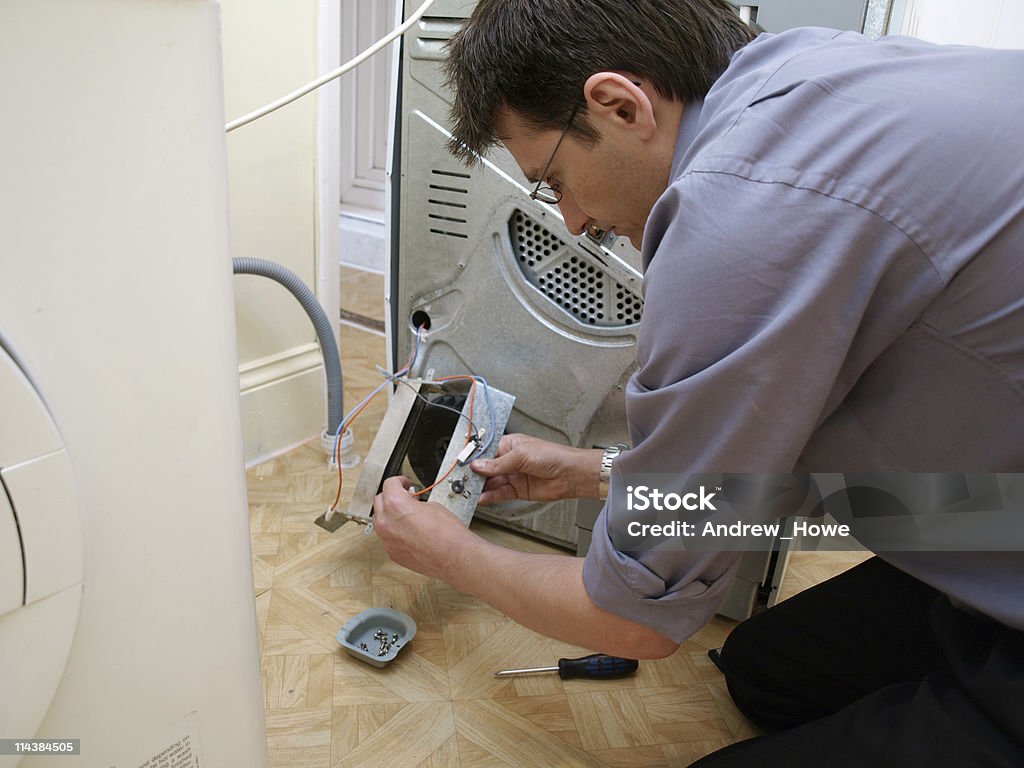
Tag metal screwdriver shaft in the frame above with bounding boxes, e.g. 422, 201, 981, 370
495, 654, 639, 680
495, 665, 560, 676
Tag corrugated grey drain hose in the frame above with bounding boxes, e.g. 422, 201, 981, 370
232, 257, 349, 462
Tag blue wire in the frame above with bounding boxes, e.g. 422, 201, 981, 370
331, 325, 426, 461
330, 326, 500, 468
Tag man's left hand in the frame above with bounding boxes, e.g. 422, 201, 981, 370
372, 475, 474, 583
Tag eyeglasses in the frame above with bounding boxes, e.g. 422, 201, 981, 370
529, 103, 581, 205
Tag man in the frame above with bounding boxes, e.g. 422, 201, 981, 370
373, 1, 1024, 764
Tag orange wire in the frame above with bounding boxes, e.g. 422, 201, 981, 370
329, 364, 483, 511
328, 327, 427, 513
328, 390, 382, 511
409, 454, 462, 498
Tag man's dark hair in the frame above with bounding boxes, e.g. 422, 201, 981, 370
443, 0, 756, 164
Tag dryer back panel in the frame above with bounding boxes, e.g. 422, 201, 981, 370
390, 0, 646, 548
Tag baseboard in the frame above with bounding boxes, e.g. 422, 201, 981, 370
339, 211, 386, 273
239, 344, 326, 466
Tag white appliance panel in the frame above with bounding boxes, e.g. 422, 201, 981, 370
0, 2, 267, 765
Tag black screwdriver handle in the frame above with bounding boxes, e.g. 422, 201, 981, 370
557, 654, 639, 680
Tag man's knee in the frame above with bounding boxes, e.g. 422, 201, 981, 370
719, 611, 766, 677
717, 613, 786, 729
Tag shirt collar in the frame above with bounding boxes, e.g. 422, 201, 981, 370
670, 98, 705, 180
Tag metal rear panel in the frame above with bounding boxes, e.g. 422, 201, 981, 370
389, 0, 646, 548
747, 0, 868, 33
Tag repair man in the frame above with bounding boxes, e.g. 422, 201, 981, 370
373, 1, 1024, 764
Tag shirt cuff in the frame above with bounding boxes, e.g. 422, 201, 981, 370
582, 504, 741, 644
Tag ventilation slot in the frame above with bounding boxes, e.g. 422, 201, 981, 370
411, 17, 462, 61
510, 210, 643, 327
428, 169, 470, 239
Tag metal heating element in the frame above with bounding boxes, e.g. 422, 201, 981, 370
340, 379, 515, 528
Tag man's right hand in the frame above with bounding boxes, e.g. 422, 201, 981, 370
470, 433, 603, 504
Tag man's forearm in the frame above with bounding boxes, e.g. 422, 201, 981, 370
448, 534, 678, 659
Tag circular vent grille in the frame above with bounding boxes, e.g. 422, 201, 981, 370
510, 210, 642, 327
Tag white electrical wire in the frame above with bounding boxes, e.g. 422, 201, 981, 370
225, 0, 438, 133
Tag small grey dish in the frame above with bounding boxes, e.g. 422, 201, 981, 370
337, 607, 417, 668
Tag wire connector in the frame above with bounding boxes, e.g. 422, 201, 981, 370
323, 426, 360, 469
456, 437, 481, 465
314, 506, 349, 533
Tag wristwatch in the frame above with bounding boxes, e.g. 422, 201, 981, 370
599, 443, 628, 501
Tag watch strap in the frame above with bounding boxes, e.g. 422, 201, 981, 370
599, 443, 628, 501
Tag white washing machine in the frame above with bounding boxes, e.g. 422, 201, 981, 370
1, 2, 266, 766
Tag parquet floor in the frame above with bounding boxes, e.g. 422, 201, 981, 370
245, 267, 868, 767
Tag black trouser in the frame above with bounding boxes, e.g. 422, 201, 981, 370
693, 557, 1024, 767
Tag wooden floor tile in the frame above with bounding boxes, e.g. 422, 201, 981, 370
420, 734, 461, 768
453, 699, 604, 768
566, 689, 659, 750
340, 265, 387, 326
333, 701, 455, 768
639, 685, 732, 741
591, 745, 671, 768
265, 706, 332, 765
305, 654, 335, 707
455, 734, 515, 768
499, 692, 577, 736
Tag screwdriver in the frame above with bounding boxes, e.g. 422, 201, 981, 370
494, 654, 639, 680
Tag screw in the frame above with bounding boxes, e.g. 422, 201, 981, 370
451, 478, 465, 494
359, 643, 368, 651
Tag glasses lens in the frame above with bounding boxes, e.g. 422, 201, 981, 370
531, 186, 560, 204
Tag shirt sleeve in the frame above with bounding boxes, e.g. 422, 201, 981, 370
583, 505, 741, 643
583, 168, 946, 639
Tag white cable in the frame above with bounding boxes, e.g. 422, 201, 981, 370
225, 0, 437, 133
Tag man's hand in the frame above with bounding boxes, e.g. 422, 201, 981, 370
470, 433, 603, 504
371, 473, 679, 660
372, 475, 474, 583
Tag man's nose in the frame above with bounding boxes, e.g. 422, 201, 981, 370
557, 191, 589, 236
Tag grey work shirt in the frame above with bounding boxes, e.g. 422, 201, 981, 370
583, 28, 1024, 641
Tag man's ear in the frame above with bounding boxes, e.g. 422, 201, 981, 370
583, 72, 656, 139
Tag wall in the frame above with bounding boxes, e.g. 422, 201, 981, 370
897, 0, 1024, 46
222, 0, 341, 465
